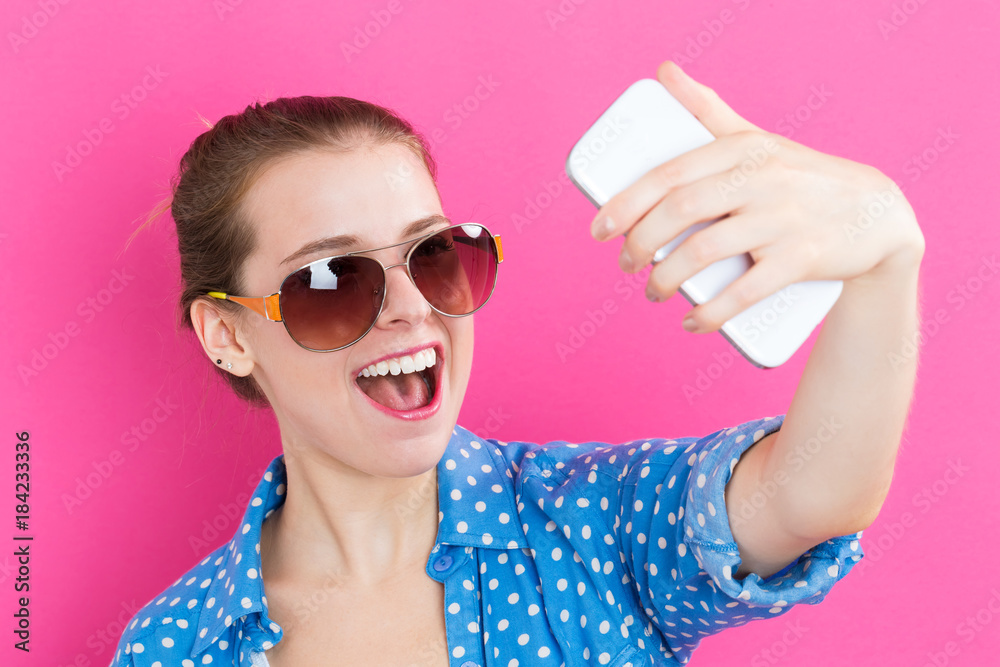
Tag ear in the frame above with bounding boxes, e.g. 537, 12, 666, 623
190, 297, 255, 376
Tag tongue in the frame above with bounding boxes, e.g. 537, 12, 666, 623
357, 371, 430, 412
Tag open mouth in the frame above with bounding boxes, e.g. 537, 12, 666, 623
354, 346, 440, 414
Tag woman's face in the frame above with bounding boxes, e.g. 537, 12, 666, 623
233, 143, 474, 478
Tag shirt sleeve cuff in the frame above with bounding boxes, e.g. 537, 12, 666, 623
681, 414, 865, 607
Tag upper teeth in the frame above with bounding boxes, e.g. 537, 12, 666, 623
358, 347, 436, 378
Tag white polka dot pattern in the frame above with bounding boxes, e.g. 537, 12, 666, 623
109, 415, 863, 666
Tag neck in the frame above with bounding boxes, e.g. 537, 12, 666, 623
260, 448, 440, 589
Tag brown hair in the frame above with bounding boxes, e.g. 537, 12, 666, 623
133, 96, 438, 407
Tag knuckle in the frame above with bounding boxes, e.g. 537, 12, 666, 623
626, 236, 652, 264
687, 234, 717, 265
731, 279, 760, 310
671, 191, 698, 218
799, 240, 822, 267
647, 264, 672, 295
734, 129, 761, 148
648, 267, 669, 292
768, 131, 791, 151
702, 84, 722, 104
655, 161, 684, 190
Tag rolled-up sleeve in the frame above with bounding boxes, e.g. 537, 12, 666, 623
683, 415, 864, 603
506, 414, 865, 664
617, 415, 865, 662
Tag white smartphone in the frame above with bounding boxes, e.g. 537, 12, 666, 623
565, 78, 843, 368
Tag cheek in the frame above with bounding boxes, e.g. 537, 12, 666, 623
446, 318, 475, 394
249, 323, 352, 408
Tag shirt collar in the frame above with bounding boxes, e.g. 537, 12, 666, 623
433, 424, 527, 550
192, 423, 526, 656
193, 453, 287, 656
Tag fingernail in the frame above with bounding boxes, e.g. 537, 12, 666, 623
682, 315, 698, 332
619, 248, 634, 272
591, 214, 614, 240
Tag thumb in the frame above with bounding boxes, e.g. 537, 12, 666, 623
656, 60, 761, 136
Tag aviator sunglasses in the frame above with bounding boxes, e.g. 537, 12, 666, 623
206, 222, 503, 352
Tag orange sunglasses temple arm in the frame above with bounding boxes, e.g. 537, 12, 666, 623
206, 291, 282, 321
206, 230, 500, 321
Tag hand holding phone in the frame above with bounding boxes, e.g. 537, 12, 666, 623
565, 78, 843, 368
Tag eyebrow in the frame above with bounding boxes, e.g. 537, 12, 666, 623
280, 214, 453, 268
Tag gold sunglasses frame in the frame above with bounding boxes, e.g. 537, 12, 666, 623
205, 222, 504, 352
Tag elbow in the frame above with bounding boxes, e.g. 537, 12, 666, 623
781, 484, 891, 542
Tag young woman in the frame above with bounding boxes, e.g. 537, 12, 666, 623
111, 60, 924, 666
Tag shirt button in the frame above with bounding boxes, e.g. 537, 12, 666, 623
459, 662, 478, 667
433, 555, 453, 572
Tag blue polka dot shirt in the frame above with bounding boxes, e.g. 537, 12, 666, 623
111, 414, 864, 666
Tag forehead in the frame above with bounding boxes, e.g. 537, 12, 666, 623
242, 144, 442, 278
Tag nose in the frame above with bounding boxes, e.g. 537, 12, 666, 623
374, 261, 432, 330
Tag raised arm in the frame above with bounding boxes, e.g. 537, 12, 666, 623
725, 248, 921, 578
592, 60, 925, 580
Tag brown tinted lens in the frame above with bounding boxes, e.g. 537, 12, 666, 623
409, 224, 497, 316
279, 256, 384, 351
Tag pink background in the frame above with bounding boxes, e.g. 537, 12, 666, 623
3, 0, 998, 665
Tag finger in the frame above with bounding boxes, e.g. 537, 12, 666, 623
656, 60, 762, 137
595, 131, 778, 245
644, 212, 783, 303
621, 165, 760, 273
679, 258, 801, 334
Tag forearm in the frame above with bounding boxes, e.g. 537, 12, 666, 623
762, 247, 924, 540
